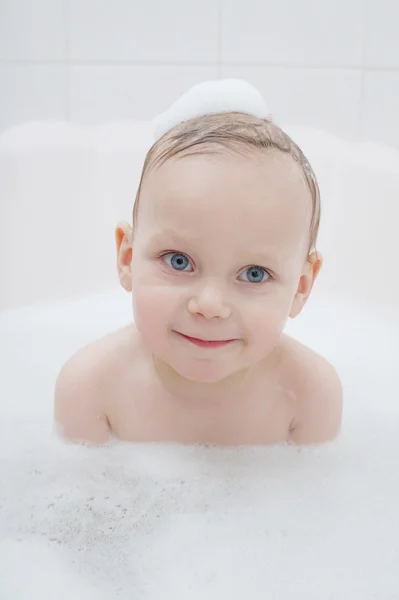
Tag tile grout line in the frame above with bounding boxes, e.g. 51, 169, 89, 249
217, 0, 222, 78
0, 59, 398, 72
359, 0, 368, 142
63, 0, 70, 121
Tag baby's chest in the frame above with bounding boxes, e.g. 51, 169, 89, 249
107, 379, 296, 445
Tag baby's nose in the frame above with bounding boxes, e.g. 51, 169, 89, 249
188, 284, 231, 320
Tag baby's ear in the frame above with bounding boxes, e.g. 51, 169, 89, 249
289, 251, 323, 319
115, 221, 133, 292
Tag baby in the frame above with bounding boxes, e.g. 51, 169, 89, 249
54, 80, 343, 446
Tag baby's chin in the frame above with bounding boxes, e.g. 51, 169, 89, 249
164, 357, 242, 385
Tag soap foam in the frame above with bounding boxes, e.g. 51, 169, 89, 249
1, 289, 398, 599
153, 79, 272, 141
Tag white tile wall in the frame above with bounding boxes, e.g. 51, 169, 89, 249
221, 66, 363, 140
221, 0, 365, 67
0, 0, 398, 149
0, 0, 67, 60
365, 0, 399, 68
0, 65, 67, 132
363, 72, 399, 147
68, 0, 219, 62
69, 66, 219, 123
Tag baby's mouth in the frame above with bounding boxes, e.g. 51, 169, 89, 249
174, 332, 236, 349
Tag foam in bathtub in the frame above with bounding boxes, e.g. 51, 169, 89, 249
153, 79, 272, 141
1, 292, 399, 599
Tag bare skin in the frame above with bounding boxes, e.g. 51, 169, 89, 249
54, 323, 342, 446
54, 150, 343, 446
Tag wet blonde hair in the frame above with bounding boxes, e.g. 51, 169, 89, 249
133, 112, 321, 257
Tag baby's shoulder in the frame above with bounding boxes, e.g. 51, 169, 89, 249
279, 335, 343, 445
54, 325, 139, 443
59, 324, 137, 382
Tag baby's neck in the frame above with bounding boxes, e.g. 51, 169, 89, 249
151, 355, 276, 407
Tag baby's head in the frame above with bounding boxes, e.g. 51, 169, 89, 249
116, 99, 322, 384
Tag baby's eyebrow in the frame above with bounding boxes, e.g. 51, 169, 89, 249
148, 230, 190, 247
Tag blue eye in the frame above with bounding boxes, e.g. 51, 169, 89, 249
163, 252, 192, 271
239, 266, 269, 283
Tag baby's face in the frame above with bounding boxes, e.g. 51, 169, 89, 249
129, 151, 313, 383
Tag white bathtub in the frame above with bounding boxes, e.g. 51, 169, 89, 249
0, 122, 398, 599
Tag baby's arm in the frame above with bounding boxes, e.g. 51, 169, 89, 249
289, 356, 343, 445
54, 350, 111, 445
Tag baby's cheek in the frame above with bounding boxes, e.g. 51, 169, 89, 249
246, 299, 288, 341
132, 282, 171, 344
133, 286, 158, 325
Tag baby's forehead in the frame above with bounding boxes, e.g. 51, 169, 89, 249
138, 151, 311, 245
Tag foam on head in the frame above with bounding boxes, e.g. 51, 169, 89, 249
153, 79, 273, 141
